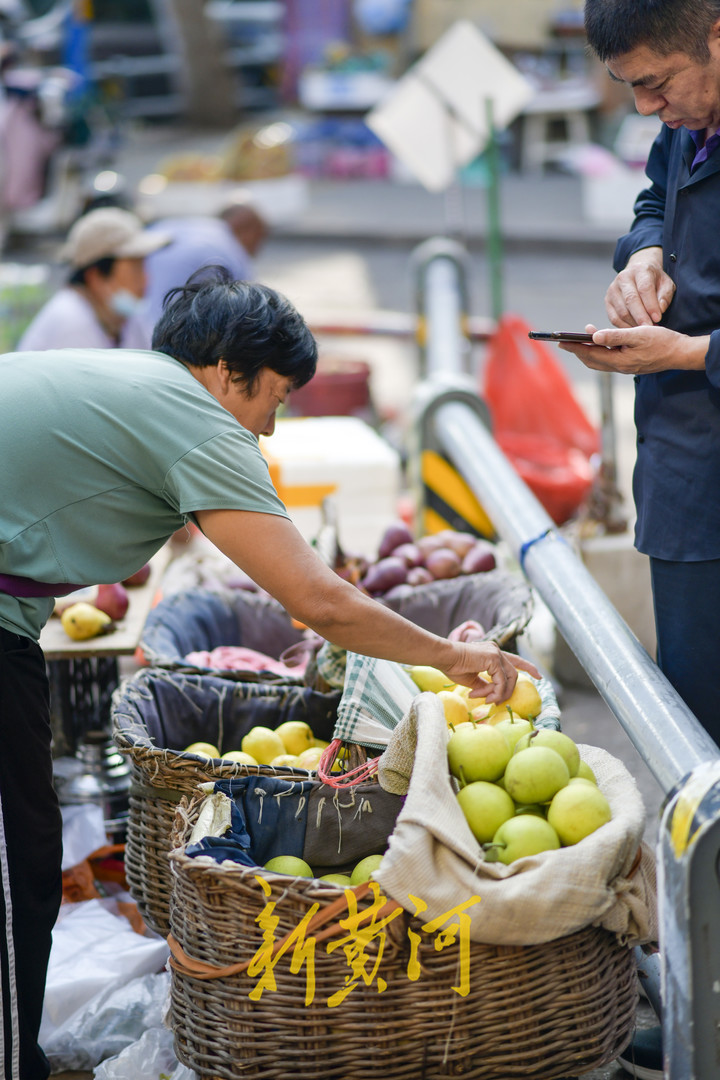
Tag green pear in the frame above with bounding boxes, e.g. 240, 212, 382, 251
513, 803, 546, 817
513, 729, 580, 777
319, 873, 353, 886
492, 711, 535, 751
503, 745, 570, 804
350, 854, 384, 885
263, 855, 314, 877
576, 759, 598, 784
447, 724, 512, 785
484, 815, 561, 864
547, 782, 612, 845
457, 781, 515, 844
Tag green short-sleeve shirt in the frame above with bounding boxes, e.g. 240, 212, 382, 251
0, 348, 288, 639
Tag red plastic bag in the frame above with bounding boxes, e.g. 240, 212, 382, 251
483, 315, 600, 523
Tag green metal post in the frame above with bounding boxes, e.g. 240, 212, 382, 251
484, 96, 504, 322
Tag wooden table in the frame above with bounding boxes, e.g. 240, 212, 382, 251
40, 546, 172, 660
42, 546, 173, 753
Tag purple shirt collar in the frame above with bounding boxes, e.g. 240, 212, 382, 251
689, 126, 720, 171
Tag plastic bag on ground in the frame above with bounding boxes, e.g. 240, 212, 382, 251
43, 971, 169, 1073
92, 1023, 196, 1079
40, 899, 169, 1066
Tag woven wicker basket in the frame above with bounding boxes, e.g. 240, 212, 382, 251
111, 668, 341, 936
378, 568, 533, 652
139, 586, 311, 677
167, 795, 637, 1080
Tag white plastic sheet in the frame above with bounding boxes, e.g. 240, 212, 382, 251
94, 1025, 198, 1080
42, 971, 169, 1073
60, 803, 108, 870
40, 899, 169, 1063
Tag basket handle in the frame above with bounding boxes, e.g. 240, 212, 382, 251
167, 879, 403, 981
316, 738, 382, 788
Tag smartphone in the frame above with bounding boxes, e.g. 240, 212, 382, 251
528, 330, 596, 344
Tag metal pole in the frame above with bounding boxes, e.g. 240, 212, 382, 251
412, 238, 472, 379
589, 371, 628, 533
421, 385, 720, 791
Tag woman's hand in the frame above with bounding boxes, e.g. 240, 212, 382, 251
442, 641, 541, 704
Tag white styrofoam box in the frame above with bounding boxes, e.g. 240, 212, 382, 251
582, 165, 648, 227
260, 416, 402, 556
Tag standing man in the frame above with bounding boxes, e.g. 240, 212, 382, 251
129, 193, 269, 346
564, 4, 720, 1071
566, 0, 720, 745
16, 207, 171, 350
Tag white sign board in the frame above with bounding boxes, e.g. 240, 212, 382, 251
367, 20, 534, 192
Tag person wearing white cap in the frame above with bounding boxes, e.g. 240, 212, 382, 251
16, 207, 171, 350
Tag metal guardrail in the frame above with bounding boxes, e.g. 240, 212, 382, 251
412, 238, 720, 1080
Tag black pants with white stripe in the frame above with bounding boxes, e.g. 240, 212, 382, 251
0, 627, 62, 1080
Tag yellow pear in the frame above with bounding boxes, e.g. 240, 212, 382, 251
184, 741, 220, 759
408, 665, 453, 693
221, 750, 258, 766
275, 720, 314, 756
241, 726, 285, 765
471, 702, 497, 722
502, 672, 542, 719
297, 746, 326, 770
61, 602, 112, 641
437, 689, 471, 727
270, 753, 302, 768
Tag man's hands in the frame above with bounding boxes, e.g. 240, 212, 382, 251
605, 246, 676, 327
442, 643, 540, 704
558, 323, 709, 375
556, 246, 708, 373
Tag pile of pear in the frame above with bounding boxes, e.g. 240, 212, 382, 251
184, 719, 329, 771
409, 664, 612, 864
261, 852, 383, 887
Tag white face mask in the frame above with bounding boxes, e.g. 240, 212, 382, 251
109, 289, 144, 318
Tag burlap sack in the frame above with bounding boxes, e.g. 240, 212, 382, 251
375, 693, 658, 947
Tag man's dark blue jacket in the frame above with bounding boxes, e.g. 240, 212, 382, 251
615, 123, 720, 559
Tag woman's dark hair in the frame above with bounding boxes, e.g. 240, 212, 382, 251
68, 256, 116, 286
585, 0, 720, 62
151, 266, 317, 394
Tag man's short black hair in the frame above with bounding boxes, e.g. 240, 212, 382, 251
585, 0, 720, 62
151, 266, 317, 394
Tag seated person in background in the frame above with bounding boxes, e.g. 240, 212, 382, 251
17, 207, 171, 350
128, 192, 269, 348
